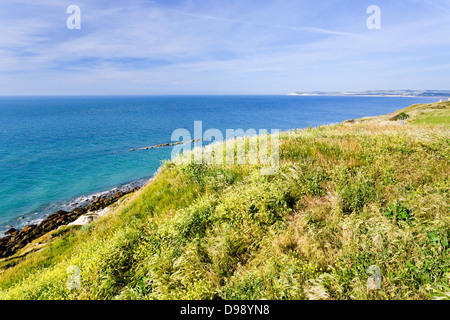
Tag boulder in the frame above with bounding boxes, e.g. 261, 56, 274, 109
5, 228, 18, 236
68, 215, 98, 226
20, 224, 37, 234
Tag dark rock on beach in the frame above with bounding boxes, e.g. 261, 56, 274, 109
5, 228, 18, 236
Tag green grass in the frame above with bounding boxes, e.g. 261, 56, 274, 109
387, 101, 450, 125
413, 112, 450, 125
0, 101, 448, 300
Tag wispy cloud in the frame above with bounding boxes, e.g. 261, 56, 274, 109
174, 10, 355, 36
0, 0, 449, 94
422, 0, 450, 13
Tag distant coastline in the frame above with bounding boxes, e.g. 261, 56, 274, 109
287, 90, 450, 99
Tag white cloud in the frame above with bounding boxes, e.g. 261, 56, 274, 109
0, 0, 449, 94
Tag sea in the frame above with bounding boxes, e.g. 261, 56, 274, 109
0, 95, 437, 234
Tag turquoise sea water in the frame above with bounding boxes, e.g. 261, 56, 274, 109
0, 95, 437, 233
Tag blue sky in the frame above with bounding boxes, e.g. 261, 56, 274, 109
0, 0, 449, 95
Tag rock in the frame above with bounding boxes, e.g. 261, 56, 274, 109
97, 207, 111, 217
20, 225, 37, 234
55, 217, 66, 225
68, 214, 98, 226
5, 228, 17, 235
0, 236, 11, 244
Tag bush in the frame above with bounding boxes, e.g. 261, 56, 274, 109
391, 112, 410, 121
385, 201, 413, 222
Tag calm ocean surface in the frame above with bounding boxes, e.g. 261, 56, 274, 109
0, 95, 437, 233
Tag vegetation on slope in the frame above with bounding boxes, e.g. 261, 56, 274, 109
0, 101, 448, 300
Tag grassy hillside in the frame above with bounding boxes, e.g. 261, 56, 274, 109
0, 101, 448, 300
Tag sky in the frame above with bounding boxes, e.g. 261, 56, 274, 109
0, 0, 449, 95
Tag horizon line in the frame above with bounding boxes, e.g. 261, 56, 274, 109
0, 90, 449, 98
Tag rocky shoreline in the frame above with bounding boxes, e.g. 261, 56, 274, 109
0, 181, 147, 259
0, 138, 199, 259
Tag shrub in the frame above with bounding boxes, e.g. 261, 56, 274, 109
385, 201, 413, 222
391, 112, 410, 121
